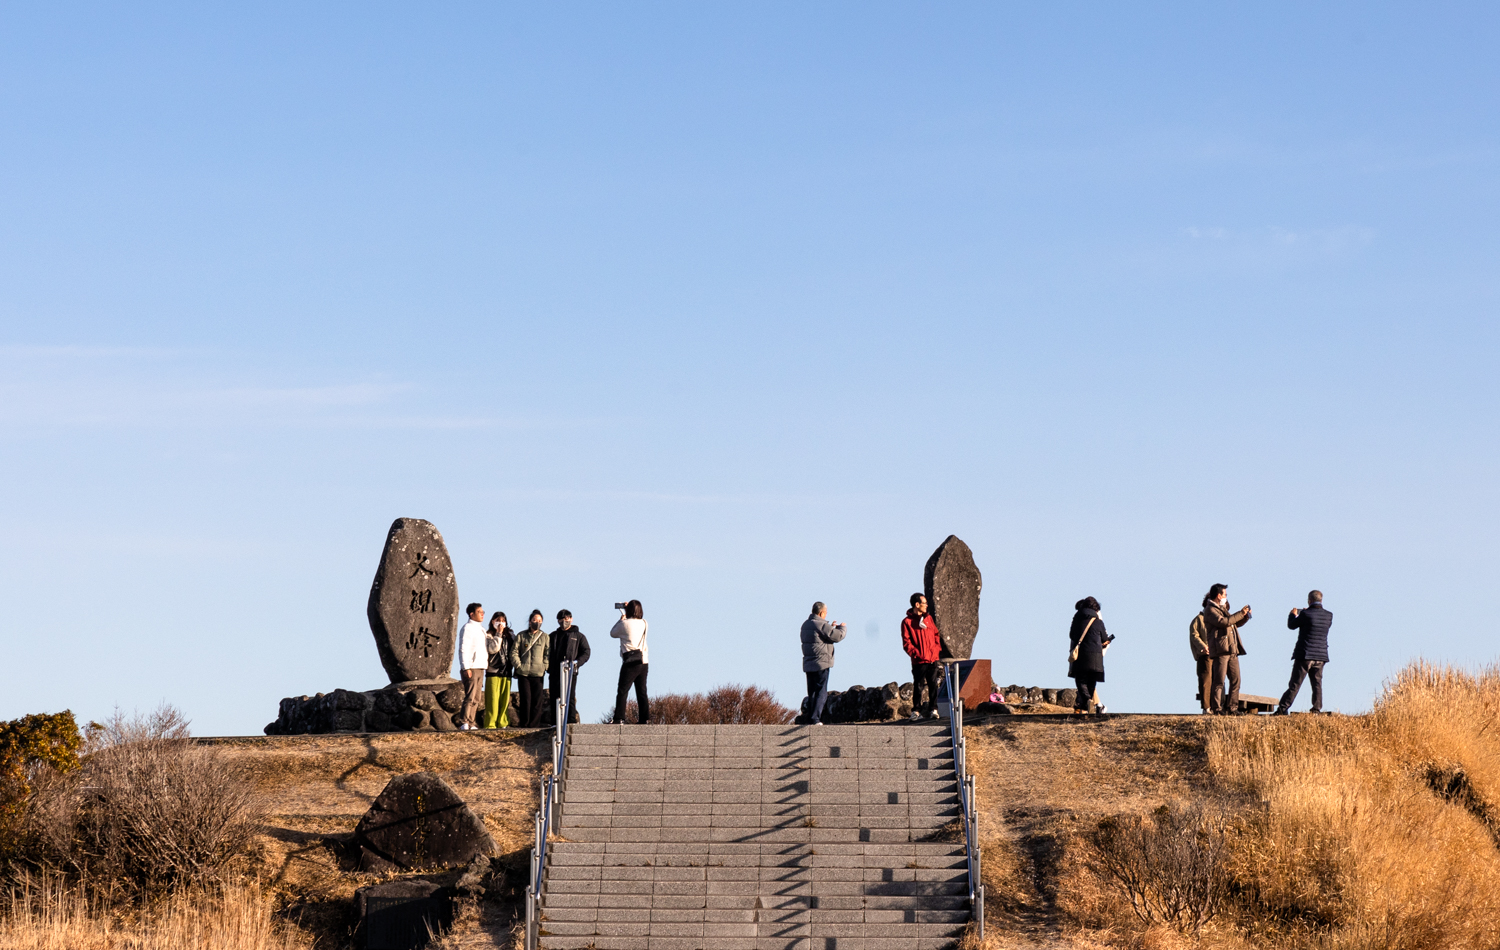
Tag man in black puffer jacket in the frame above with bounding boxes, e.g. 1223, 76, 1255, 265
548, 609, 591, 724
1274, 591, 1332, 715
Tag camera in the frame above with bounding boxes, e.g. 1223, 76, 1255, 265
614, 602, 629, 610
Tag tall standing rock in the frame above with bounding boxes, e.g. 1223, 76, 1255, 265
368, 518, 460, 683
924, 535, 982, 660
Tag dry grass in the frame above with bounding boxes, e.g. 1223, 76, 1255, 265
215, 730, 551, 948
1205, 662, 1500, 950
0, 876, 309, 950
962, 663, 1500, 949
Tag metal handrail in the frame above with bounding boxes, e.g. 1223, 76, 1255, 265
525, 659, 578, 950
943, 661, 984, 940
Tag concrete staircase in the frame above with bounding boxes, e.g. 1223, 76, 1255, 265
537, 723, 971, 950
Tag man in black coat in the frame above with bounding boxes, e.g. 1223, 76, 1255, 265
1274, 591, 1332, 715
548, 609, 591, 724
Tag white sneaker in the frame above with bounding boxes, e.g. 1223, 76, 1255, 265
927, 710, 941, 720
909, 711, 922, 721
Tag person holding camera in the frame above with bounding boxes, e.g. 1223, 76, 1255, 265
483, 611, 515, 729
1067, 596, 1114, 714
800, 602, 846, 725
509, 610, 550, 728
1274, 591, 1332, 715
1204, 583, 1252, 714
548, 609, 591, 724
609, 600, 650, 724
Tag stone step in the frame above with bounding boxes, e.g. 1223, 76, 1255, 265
557, 814, 960, 830
538, 924, 968, 950
536, 723, 972, 949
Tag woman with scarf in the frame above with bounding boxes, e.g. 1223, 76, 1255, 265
1067, 596, 1114, 714
509, 610, 551, 728
483, 611, 516, 729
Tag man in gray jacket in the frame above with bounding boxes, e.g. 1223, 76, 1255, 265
800, 602, 847, 725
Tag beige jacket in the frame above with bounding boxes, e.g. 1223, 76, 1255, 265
1189, 613, 1210, 661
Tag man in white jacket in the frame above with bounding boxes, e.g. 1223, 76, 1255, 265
458, 602, 488, 731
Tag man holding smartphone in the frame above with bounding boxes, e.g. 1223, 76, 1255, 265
800, 602, 846, 725
1204, 584, 1252, 715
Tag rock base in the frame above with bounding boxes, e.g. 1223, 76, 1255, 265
800, 682, 913, 724
264, 679, 522, 735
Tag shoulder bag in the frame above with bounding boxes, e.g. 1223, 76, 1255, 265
1069, 617, 1096, 664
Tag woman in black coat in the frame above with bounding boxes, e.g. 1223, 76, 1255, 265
1068, 596, 1114, 714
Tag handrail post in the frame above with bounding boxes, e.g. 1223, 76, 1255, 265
943, 659, 983, 941
528, 658, 580, 950
525, 884, 536, 950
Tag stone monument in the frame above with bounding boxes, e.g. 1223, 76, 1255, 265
368, 518, 460, 683
923, 534, 982, 660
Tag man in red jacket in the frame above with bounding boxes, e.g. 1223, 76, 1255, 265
902, 593, 943, 721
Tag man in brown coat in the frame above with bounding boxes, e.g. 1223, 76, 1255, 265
1203, 583, 1252, 714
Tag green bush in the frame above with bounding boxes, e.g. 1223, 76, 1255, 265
0, 711, 83, 840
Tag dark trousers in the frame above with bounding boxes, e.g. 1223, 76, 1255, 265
1211, 655, 1241, 714
518, 675, 544, 728
548, 666, 581, 724
911, 661, 940, 716
1196, 657, 1217, 712
1278, 659, 1325, 713
614, 660, 651, 723
1073, 675, 1099, 711
805, 668, 831, 724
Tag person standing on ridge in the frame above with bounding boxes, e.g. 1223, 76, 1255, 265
1204, 583, 1252, 714
609, 599, 651, 724
457, 603, 488, 731
548, 609, 591, 725
509, 610, 550, 728
484, 611, 515, 729
1189, 610, 1219, 713
1067, 597, 1113, 714
901, 593, 942, 720
800, 602, 846, 725
1275, 591, 1332, 715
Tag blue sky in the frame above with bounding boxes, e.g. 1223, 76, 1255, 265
2, 3, 1496, 734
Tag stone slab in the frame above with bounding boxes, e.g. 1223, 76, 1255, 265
368, 518, 460, 683
923, 535, 981, 660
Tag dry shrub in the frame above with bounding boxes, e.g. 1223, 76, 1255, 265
607, 683, 795, 725
11, 705, 263, 904
0, 873, 309, 950
1085, 803, 1231, 935
1204, 662, 1500, 950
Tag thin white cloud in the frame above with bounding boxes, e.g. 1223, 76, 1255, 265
0, 346, 526, 431
1182, 224, 1375, 255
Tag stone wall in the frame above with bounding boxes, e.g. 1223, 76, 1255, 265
800, 682, 913, 723
264, 679, 523, 735
796, 681, 1083, 722
1000, 684, 1078, 708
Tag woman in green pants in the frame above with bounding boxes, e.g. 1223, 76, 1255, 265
483, 611, 516, 728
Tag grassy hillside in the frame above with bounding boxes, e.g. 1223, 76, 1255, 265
5, 662, 1496, 950
966, 662, 1500, 950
